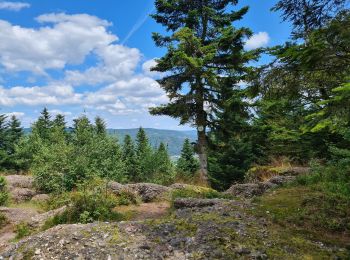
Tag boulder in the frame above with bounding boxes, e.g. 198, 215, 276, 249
268, 175, 296, 185
173, 198, 229, 209
4, 175, 33, 190
107, 181, 125, 195
225, 183, 272, 198
11, 188, 37, 203
0, 207, 38, 224
125, 183, 172, 202
31, 194, 50, 203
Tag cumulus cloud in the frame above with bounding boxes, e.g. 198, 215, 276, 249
65, 45, 141, 86
0, 84, 82, 106
0, 13, 169, 118
142, 58, 162, 77
0, 13, 116, 74
5, 111, 25, 118
0, 1, 30, 11
245, 32, 270, 50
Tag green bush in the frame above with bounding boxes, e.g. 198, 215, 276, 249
115, 190, 140, 206
0, 213, 8, 228
295, 160, 350, 197
0, 176, 9, 206
14, 222, 31, 239
43, 179, 125, 228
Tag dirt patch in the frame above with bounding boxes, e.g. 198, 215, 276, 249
116, 202, 170, 221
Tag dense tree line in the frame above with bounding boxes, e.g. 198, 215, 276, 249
0, 108, 199, 193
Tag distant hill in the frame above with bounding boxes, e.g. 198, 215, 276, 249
24, 128, 197, 156
108, 128, 197, 156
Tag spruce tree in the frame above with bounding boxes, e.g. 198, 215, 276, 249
176, 139, 199, 179
135, 127, 153, 182
33, 108, 52, 142
150, 0, 257, 183
272, 0, 347, 39
5, 116, 24, 171
122, 135, 137, 182
0, 114, 8, 170
94, 116, 107, 136
153, 142, 175, 185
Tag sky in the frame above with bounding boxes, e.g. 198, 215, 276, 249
0, 0, 292, 129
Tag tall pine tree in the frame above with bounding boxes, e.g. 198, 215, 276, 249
150, 0, 257, 184
176, 138, 199, 180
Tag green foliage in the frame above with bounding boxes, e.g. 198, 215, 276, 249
0, 176, 9, 206
152, 142, 175, 185
171, 186, 232, 201
14, 222, 31, 240
115, 190, 140, 206
255, 186, 350, 239
176, 139, 199, 180
150, 0, 259, 183
122, 135, 137, 182
44, 179, 124, 227
295, 160, 350, 197
0, 213, 8, 228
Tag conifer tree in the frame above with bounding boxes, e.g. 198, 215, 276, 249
153, 142, 175, 185
176, 139, 199, 179
33, 108, 52, 142
135, 127, 153, 181
122, 135, 137, 182
150, 0, 258, 183
0, 114, 8, 169
94, 116, 107, 136
5, 116, 24, 171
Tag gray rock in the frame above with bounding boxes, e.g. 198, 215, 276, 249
225, 183, 268, 198
173, 198, 230, 209
11, 188, 37, 203
107, 182, 125, 195
124, 183, 171, 202
268, 175, 296, 185
31, 194, 50, 203
4, 175, 33, 190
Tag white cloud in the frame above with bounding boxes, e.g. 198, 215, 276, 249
65, 45, 141, 86
0, 1, 30, 11
245, 32, 270, 50
0, 13, 116, 74
142, 58, 161, 77
0, 13, 170, 119
0, 84, 82, 106
49, 109, 72, 117
5, 111, 25, 118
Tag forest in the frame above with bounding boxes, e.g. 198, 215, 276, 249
0, 0, 349, 258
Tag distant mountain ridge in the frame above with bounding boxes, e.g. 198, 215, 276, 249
24, 128, 197, 156
108, 128, 197, 156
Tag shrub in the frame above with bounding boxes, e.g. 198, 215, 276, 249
115, 190, 140, 206
295, 160, 350, 197
43, 179, 125, 228
0, 176, 9, 206
14, 222, 31, 239
0, 213, 8, 228
171, 185, 233, 201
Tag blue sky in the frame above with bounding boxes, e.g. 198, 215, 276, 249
0, 0, 291, 129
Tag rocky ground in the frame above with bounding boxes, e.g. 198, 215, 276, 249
0, 169, 349, 259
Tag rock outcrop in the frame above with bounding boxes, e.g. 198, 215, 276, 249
4, 175, 37, 203
2, 198, 346, 259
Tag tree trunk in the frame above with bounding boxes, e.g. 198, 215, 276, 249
197, 129, 208, 185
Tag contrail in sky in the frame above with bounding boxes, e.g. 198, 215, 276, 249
122, 6, 155, 45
